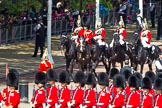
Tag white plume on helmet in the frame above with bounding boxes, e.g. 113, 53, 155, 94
42, 48, 48, 61
119, 16, 125, 27
56, 2, 62, 8
97, 17, 102, 27
77, 15, 81, 26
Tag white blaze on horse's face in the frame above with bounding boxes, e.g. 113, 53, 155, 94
80, 37, 84, 52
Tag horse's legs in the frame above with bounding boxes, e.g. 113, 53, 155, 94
102, 56, 109, 73
140, 63, 144, 74
148, 63, 152, 71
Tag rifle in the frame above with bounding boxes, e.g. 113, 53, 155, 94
95, 87, 98, 107
83, 86, 86, 106
70, 85, 74, 108
57, 85, 60, 105
140, 91, 143, 108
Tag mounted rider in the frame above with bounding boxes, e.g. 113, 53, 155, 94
76, 15, 93, 46
140, 18, 152, 63
93, 17, 107, 48
110, 16, 127, 51
71, 15, 83, 43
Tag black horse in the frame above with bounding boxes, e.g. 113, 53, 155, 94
110, 32, 126, 68
76, 36, 92, 74
132, 31, 160, 74
59, 34, 76, 78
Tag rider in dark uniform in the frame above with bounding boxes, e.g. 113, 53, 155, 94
32, 17, 45, 58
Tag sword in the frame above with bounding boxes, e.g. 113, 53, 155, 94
96, 87, 98, 107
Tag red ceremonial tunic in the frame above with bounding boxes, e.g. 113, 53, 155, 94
59, 87, 70, 108
142, 93, 152, 108
118, 28, 127, 40
93, 28, 106, 41
71, 87, 84, 108
154, 94, 162, 108
1, 87, 8, 102
84, 89, 96, 107
127, 91, 140, 108
109, 85, 117, 103
46, 85, 58, 108
73, 27, 83, 36
125, 86, 130, 102
140, 30, 152, 44
97, 90, 111, 108
31, 89, 46, 108
112, 91, 125, 108
149, 88, 156, 96
78, 29, 93, 46
5, 90, 20, 108
38, 60, 52, 73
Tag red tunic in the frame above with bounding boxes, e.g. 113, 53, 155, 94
46, 85, 58, 108
59, 87, 70, 108
142, 93, 152, 108
140, 30, 152, 44
1, 87, 8, 102
38, 60, 52, 73
5, 91, 20, 108
93, 28, 106, 41
112, 91, 125, 108
125, 86, 130, 102
72, 87, 84, 108
97, 90, 111, 108
109, 85, 117, 103
78, 29, 93, 45
84, 89, 96, 107
127, 91, 140, 108
118, 28, 127, 40
73, 27, 83, 36
31, 89, 46, 108
154, 94, 162, 108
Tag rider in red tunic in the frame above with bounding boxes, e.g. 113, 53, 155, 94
154, 78, 162, 108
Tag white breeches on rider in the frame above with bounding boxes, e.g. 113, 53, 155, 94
97, 39, 106, 46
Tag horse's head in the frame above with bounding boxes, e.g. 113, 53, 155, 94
132, 31, 141, 46
58, 34, 69, 50
113, 32, 120, 45
78, 36, 86, 52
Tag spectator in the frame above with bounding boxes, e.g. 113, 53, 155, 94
150, 2, 156, 28
155, 52, 162, 73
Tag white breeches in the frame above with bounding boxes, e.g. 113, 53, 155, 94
109, 39, 125, 48
141, 40, 151, 48
97, 39, 106, 46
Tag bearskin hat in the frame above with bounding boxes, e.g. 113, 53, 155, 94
7, 70, 19, 88
81, 15, 91, 28
47, 69, 58, 82
98, 72, 109, 86
85, 73, 96, 88
109, 67, 119, 79
141, 77, 152, 90
145, 71, 155, 83
59, 71, 70, 84
156, 72, 162, 79
120, 68, 132, 81
154, 78, 162, 90
35, 72, 46, 84
74, 71, 85, 87
133, 72, 142, 87
113, 74, 125, 89
128, 75, 139, 88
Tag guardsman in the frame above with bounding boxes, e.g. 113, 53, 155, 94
110, 16, 127, 49
67, 71, 85, 108
97, 72, 111, 108
126, 75, 140, 108
141, 77, 153, 108
46, 69, 58, 108
71, 15, 83, 42
3, 70, 20, 108
109, 68, 119, 103
93, 17, 106, 47
145, 71, 156, 95
31, 72, 46, 108
56, 71, 70, 108
109, 74, 125, 108
154, 78, 162, 108
38, 48, 53, 73
80, 73, 96, 108
120, 67, 132, 101
77, 16, 92, 46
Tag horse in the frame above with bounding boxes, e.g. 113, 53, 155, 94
76, 36, 92, 74
110, 32, 126, 68
131, 31, 160, 74
91, 38, 110, 75
58, 34, 76, 79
